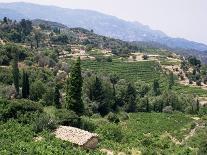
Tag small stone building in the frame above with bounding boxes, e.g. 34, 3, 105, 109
54, 126, 98, 149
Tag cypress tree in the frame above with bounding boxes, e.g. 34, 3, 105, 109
153, 79, 161, 96
124, 83, 137, 112
92, 77, 105, 102
168, 71, 174, 90
65, 57, 84, 115
22, 71, 30, 98
12, 46, 19, 95
54, 84, 61, 108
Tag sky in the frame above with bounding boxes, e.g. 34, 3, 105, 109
1, 0, 207, 44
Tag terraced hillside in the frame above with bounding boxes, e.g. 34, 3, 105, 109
81, 59, 162, 83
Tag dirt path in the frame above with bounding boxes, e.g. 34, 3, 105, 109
166, 121, 205, 145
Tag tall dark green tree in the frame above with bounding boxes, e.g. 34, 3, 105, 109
168, 71, 174, 90
91, 76, 110, 115
65, 57, 84, 115
92, 76, 105, 102
124, 83, 137, 112
54, 84, 61, 109
110, 74, 119, 97
11, 46, 19, 95
22, 70, 30, 98
153, 79, 161, 96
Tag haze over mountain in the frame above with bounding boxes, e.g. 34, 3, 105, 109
0, 2, 207, 51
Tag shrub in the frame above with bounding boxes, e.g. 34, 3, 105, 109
162, 106, 173, 113
30, 80, 46, 101
55, 109, 79, 127
106, 56, 112, 62
142, 54, 148, 60
24, 60, 33, 66
33, 113, 57, 133
0, 99, 43, 121
96, 124, 123, 142
118, 112, 129, 121
196, 80, 202, 86
107, 112, 120, 123
198, 107, 207, 116
190, 122, 197, 129
0, 68, 13, 85
80, 117, 97, 132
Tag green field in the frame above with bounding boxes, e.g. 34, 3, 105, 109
81, 59, 162, 83
1, 112, 206, 154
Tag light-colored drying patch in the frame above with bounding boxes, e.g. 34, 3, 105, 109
54, 126, 98, 149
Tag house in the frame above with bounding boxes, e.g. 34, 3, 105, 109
54, 126, 99, 149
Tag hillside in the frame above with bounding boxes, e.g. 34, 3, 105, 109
0, 17, 207, 155
0, 2, 207, 52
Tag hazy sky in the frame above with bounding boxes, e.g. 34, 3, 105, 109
1, 0, 207, 44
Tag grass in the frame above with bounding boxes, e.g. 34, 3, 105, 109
92, 112, 206, 154
173, 83, 207, 97
0, 111, 206, 154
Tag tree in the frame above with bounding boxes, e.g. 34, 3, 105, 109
152, 79, 161, 96
109, 74, 119, 111
3, 17, 8, 24
22, 70, 30, 98
91, 76, 105, 102
54, 84, 61, 108
34, 30, 42, 48
65, 57, 84, 115
109, 74, 119, 97
11, 46, 19, 95
19, 19, 33, 41
168, 71, 174, 90
30, 80, 45, 101
124, 83, 137, 112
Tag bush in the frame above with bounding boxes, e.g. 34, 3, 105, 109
30, 80, 46, 101
107, 112, 120, 123
96, 124, 123, 142
118, 112, 129, 121
196, 80, 202, 86
0, 99, 43, 121
0, 68, 13, 85
55, 109, 80, 127
24, 60, 33, 66
106, 56, 112, 62
80, 117, 97, 132
33, 113, 57, 133
162, 106, 173, 113
198, 107, 207, 116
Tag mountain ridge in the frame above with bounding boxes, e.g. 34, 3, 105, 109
0, 2, 207, 51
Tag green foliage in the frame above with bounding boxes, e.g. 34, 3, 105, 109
22, 70, 30, 98
168, 71, 174, 90
97, 123, 123, 142
0, 99, 43, 122
80, 116, 98, 132
124, 83, 137, 112
81, 60, 162, 83
65, 57, 84, 115
30, 80, 46, 101
11, 45, 20, 95
54, 84, 61, 108
55, 109, 79, 127
0, 67, 13, 85
107, 112, 120, 123
0, 120, 101, 154
33, 113, 57, 133
152, 79, 161, 96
